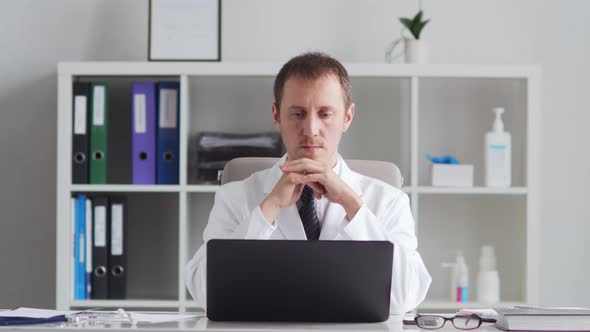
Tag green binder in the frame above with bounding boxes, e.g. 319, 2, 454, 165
89, 83, 108, 184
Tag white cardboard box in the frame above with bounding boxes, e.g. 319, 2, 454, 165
431, 164, 474, 187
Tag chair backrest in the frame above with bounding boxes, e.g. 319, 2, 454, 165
221, 157, 403, 189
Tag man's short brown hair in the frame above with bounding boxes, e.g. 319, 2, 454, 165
273, 52, 352, 113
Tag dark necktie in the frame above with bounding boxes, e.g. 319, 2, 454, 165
299, 185, 321, 240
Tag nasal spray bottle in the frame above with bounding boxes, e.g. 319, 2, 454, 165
441, 251, 469, 302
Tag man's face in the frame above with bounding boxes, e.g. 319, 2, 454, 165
272, 74, 355, 167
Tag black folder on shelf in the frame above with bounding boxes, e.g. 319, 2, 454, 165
91, 195, 109, 299
107, 81, 132, 184
72, 82, 91, 184
108, 196, 127, 299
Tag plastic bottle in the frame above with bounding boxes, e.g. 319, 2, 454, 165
442, 251, 469, 302
455, 251, 469, 302
441, 261, 458, 302
485, 107, 511, 187
476, 245, 500, 303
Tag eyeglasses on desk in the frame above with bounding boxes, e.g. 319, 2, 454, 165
414, 314, 482, 330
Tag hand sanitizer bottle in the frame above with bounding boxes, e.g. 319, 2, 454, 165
485, 107, 511, 187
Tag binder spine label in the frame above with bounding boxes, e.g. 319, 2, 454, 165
159, 88, 178, 128
94, 206, 106, 247
93, 86, 105, 126
111, 204, 123, 256
79, 234, 85, 264
74, 96, 87, 135
134, 94, 147, 133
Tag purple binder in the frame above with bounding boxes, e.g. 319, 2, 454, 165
131, 82, 157, 184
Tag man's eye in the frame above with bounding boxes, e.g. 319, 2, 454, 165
320, 113, 332, 118
292, 112, 304, 118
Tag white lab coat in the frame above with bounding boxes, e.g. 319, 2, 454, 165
184, 155, 431, 314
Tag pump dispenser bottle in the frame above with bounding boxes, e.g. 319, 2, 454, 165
485, 107, 511, 187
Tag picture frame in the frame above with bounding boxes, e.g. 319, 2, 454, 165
148, 0, 221, 61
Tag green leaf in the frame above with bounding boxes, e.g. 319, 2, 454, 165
399, 17, 413, 30
414, 19, 430, 39
412, 10, 423, 28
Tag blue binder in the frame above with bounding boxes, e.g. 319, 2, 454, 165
156, 82, 180, 184
74, 195, 87, 300
131, 82, 157, 184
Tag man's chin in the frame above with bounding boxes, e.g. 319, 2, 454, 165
293, 148, 334, 164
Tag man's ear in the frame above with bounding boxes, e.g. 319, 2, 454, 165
272, 102, 281, 130
343, 102, 355, 132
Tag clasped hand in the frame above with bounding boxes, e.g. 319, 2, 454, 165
260, 158, 362, 224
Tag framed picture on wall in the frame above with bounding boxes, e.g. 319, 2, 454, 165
148, 0, 221, 61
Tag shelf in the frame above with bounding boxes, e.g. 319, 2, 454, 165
58, 62, 540, 79
69, 184, 220, 193
67, 184, 526, 195
56, 61, 541, 311
413, 186, 528, 195
70, 300, 180, 308
185, 185, 219, 193
69, 185, 182, 192
419, 300, 526, 310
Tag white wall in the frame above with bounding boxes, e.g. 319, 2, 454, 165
0, 0, 588, 308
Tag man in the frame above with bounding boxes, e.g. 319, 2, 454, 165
185, 52, 431, 314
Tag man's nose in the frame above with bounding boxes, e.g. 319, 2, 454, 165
302, 114, 319, 137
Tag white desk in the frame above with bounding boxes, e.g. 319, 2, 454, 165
1, 315, 502, 331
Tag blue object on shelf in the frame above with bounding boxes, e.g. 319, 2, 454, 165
426, 154, 460, 164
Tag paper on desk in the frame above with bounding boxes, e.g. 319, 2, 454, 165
0, 308, 199, 324
128, 312, 200, 323
459, 308, 498, 320
0, 307, 81, 318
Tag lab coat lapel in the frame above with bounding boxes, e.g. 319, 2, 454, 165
320, 157, 364, 240
262, 155, 286, 195
262, 155, 307, 240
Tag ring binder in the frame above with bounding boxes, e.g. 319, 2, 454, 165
72, 82, 91, 184
108, 196, 127, 299
89, 83, 108, 184
91, 196, 109, 299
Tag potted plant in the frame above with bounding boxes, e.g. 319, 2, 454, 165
385, 10, 430, 64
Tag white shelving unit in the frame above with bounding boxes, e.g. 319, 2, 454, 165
56, 62, 541, 312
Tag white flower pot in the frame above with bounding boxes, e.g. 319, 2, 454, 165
404, 39, 428, 64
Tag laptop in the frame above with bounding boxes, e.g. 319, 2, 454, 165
206, 239, 394, 323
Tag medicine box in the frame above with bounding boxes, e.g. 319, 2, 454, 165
431, 164, 474, 187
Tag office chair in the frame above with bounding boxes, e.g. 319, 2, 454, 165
221, 157, 403, 189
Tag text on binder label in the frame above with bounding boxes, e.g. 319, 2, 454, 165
94, 206, 106, 247
111, 204, 124, 256
79, 235, 85, 264
134, 94, 147, 133
93, 86, 105, 126
159, 88, 177, 128
74, 96, 87, 135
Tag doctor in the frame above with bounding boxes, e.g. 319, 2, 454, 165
185, 52, 431, 314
